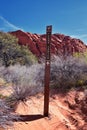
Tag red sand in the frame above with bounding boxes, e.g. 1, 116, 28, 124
0, 89, 87, 130
6, 89, 86, 130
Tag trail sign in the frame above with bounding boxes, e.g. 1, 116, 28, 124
44, 25, 52, 117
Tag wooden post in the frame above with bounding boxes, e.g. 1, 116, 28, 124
44, 25, 52, 117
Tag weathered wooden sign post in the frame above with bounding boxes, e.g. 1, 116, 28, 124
44, 25, 52, 117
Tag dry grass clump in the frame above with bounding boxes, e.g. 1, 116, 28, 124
0, 64, 44, 109
0, 99, 20, 129
50, 55, 87, 89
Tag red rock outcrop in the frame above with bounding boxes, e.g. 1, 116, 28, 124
10, 30, 87, 57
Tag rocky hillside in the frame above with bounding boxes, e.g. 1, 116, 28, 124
10, 30, 87, 57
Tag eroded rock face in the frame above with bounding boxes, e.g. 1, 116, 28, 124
10, 30, 87, 57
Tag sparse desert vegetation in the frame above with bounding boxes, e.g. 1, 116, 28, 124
0, 55, 87, 129
0, 31, 87, 130
51, 55, 87, 89
0, 98, 20, 129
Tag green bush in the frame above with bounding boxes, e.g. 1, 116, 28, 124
73, 51, 87, 62
0, 31, 37, 66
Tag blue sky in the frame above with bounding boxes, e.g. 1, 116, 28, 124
0, 0, 87, 44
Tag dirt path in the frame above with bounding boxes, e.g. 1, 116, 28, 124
6, 91, 85, 130
0, 89, 86, 130
12, 94, 69, 130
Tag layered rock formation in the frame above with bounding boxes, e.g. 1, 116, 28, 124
10, 30, 87, 57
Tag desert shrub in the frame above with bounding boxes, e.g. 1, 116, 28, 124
73, 51, 87, 63
0, 63, 44, 127
0, 66, 5, 79
50, 55, 87, 89
0, 99, 20, 129
0, 55, 87, 109
2, 64, 44, 87
0, 64, 44, 108
0, 31, 37, 66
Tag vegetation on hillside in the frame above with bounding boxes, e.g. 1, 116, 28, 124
73, 51, 87, 62
0, 31, 37, 66
0, 55, 87, 105
51, 55, 87, 90
0, 31, 87, 129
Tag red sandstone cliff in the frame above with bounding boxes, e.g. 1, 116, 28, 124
10, 30, 87, 57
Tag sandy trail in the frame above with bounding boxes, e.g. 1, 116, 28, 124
0, 88, 86, 130
13, 94, 69, 130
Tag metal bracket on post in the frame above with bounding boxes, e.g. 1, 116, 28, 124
44, 25, 52, 117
